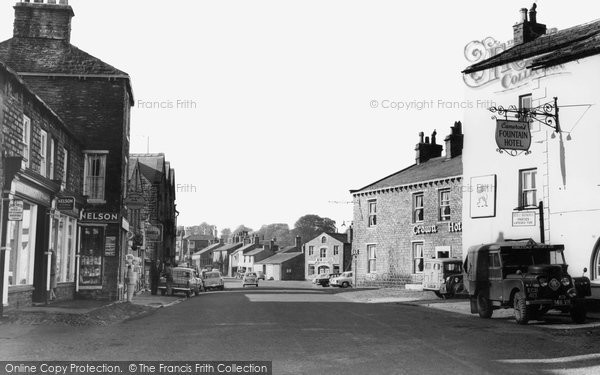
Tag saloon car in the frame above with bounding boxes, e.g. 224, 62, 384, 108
158, 267, 202, 297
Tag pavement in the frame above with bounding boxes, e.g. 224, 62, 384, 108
333, 285, 600, 329
0, 291, 186, 326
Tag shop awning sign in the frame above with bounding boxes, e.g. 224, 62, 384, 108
495, 120, 531, 152
125, 193, 145, 210
57, 196, 75, 211
8, 200, 23, 221
145, 224, 163, 242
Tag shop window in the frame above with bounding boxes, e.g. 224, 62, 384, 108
40, 130, 47, 177
22, 115, 31, 169
79, 226, 105, 287
368, 200, 377, 227
519, 169, 537, 207
367, 244, 376, 273
320, 248, 327, 258
84, 152, 108, 201
7, 202, 38, 286
49, 138, 55, 180
413, 193, 424, 223
413, 242, 424, 274
333, 245, 339, 256
439, 189, 451, 221
61, 148, 68, 190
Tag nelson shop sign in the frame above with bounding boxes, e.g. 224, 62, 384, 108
80, 211, 120, 223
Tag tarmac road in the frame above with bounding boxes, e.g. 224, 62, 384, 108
1, 280, 600, 374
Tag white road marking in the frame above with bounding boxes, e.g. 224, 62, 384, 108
497, 353, 600, 364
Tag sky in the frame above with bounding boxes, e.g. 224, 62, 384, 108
1, 0, 598, 233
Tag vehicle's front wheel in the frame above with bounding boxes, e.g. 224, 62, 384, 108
342, 281, 349, 288
514, 292, 529, 325
477, 293, 493, 318
570, 300, 587, 324
434, 291, 444, 299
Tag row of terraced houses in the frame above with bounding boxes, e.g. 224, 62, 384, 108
1, 0, 176, 312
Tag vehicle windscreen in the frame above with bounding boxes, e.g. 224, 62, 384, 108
501, 249, 565, 266
444, 263, 462, 272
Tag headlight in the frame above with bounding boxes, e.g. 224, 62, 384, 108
538, 277, 548, 287
561, 277, 571, 286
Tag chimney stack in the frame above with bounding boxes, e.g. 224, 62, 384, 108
513, 3, 546, 46
295, 236, 302, 251
444, 121, 464, 159
415, 130, 443, 165
14, 0, 75, 42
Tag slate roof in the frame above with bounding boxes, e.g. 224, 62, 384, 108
232, 243, 258, 255
131, 154, 166, 184
278, 246, 299, 253
463, 19, 600, 73
256, 252, 303, 265
193, 243, 222, 256
351, 155, 462, 194
327, 233, 350, 244
215, 242, 243, 252
186, 234, 216, 241
246, 247, 267, 256
0, 38, 128, 76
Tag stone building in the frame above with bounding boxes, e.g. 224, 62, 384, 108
1, 59, 84, 310
0, 0, 134, 300
304, 232, 351, 280
127, 153, 177, 291
350, 124, 463, 287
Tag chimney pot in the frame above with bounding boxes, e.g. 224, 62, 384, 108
431, 130, 437, 145
425, 136, 430, 144
419, 132, 424, 143
529, 3, 537, 23
520, 8, 528, 22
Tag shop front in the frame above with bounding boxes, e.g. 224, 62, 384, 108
78, 210, 127, 301
1, 169, 59, 309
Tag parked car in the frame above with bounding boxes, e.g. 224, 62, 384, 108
243, 272, 259, 287
203, 271, 224, 291
158, 267, 202, 297
464, 239, 591, 324
313, 273, 330, 286
422, 258, 464, 298
330, 271, 353, 288
315, 273, 340, 287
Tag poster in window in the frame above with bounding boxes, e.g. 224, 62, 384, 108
104, 236, 116, 256
470, 175, 497, 218
79, 226, 104, 288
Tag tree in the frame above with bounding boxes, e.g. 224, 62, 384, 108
233, 225, 253, 235
255, 223, 293, 246
292, 214, 337, 245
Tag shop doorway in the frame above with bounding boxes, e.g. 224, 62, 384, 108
32, 207, 50, 302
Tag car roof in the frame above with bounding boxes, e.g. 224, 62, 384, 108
467, 240, 565, 255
